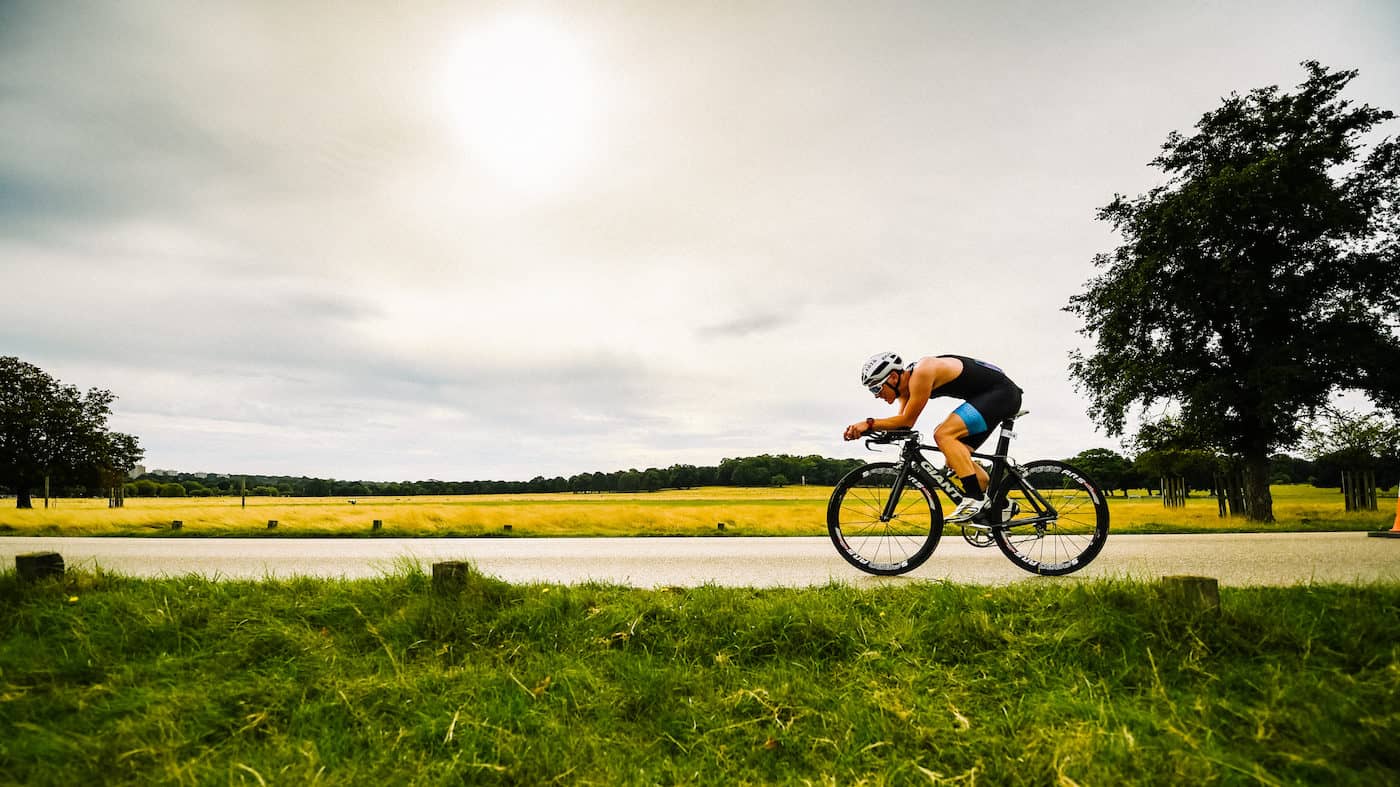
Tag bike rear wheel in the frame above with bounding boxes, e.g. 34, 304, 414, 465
827, 463, 943, 575
994, 460, 1109, 576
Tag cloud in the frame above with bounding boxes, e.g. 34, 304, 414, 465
4, 2, 1398, 479
699, 312, 791, 339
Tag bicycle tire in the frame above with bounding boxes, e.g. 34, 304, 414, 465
993, 459, 1109, 576
827, 462, 943, 575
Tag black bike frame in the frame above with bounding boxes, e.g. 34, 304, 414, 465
876, 418, 1059, 526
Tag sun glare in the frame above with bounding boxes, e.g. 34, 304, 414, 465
439, 15, 602, 196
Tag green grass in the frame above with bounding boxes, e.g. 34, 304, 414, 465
2, 568, 1397, 784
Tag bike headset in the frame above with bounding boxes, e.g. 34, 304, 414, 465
860, 352, 904, 395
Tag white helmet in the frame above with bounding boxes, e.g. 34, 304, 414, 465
860, 352, 903, 391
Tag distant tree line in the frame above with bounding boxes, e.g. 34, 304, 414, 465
77, 454, 869, 499
12, 445, 1390, 501
1063, 448, 1396, 499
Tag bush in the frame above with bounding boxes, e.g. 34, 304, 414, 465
158, 483, 186, 498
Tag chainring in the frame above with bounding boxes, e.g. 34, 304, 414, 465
961, 525, 997, 548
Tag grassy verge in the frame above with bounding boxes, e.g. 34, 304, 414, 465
0, 485, 1393, 538
2, 569, 1397, 784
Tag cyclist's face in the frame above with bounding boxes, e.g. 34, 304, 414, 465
874, 373, 899, 403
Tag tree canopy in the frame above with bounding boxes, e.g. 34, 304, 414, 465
1066, 62, 1400, 522
1303, 408, 1400, 477
0, 357, 144, 508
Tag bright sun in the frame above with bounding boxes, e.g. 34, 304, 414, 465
439, 15, 602, 196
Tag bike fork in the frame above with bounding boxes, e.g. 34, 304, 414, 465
879, 464, 911, 522
879, 464, 912, 520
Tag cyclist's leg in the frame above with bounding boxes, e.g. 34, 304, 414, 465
957, 385, 1023, 510
933, 404, 990, 490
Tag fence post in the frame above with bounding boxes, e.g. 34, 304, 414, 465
432, 561, 471, 593
1159, 575, 1220, 614
16, 552, 64, 583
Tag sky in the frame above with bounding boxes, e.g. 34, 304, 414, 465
2, 1, 1398, 482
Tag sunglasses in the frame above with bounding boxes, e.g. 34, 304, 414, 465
868, 382, 886, 397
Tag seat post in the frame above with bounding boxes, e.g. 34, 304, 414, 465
993, 418, 1017, 458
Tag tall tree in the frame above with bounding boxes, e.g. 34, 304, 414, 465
1066, 62, 1400, 522
0, 357, 144, 508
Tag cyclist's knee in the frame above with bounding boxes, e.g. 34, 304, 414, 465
933, 422, 966, 446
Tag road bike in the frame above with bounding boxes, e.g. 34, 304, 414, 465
827, 412, 1109, 576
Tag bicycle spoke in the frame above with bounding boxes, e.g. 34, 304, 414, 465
992, 460, 1109, 576
828, 464, 941, 575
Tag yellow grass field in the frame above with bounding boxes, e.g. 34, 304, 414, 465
0, 484, 1392, 537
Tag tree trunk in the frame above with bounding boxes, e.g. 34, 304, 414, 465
1340, 470, 1375, 512
16, 487, 33, 509
1243, 451, 1274, 523
1161, 477, 1187, 508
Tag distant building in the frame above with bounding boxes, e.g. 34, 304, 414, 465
128, 465, 147, 479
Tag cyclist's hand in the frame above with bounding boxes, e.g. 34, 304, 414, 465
843, 422, 865, 441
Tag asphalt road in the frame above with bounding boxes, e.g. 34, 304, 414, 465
3, 533, 1399, 586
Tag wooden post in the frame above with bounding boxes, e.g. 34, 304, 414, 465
432, 561, 471, 593
172, 520, 183, 530
1159, 575, 1220, 614
241, 479, 246, 509
16, 552, 64, 583
44, 475, 49, 509
372, 519, 383, 531
267, 520, 278, 529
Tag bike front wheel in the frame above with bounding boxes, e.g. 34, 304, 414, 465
994, 460, 1109, 576
827, 462, 943, 576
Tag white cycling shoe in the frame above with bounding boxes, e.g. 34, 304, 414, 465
946, 496, 988, 523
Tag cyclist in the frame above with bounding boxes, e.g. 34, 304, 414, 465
844, 352, 1023, 522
